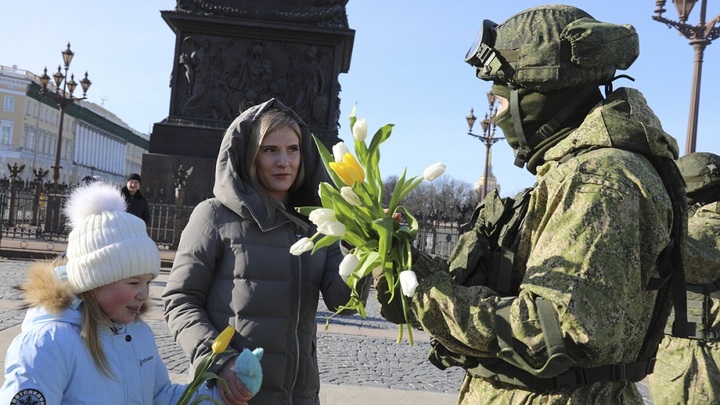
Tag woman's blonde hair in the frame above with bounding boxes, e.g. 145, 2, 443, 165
244, 108, 305, 209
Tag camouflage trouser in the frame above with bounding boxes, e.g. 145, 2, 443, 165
648, 336, 720, 405
455, 372, 644, 404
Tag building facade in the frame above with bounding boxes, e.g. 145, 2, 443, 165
0, 64, 148, 187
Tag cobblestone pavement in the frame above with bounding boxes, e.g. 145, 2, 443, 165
0, 258, 653, 402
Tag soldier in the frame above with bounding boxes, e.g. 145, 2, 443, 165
649, 152, 720, 405
376, 5, 688, 404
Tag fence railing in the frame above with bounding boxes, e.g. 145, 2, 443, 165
0, 191, 466, 259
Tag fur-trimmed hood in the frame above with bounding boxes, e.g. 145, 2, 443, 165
22, 262, 75, 314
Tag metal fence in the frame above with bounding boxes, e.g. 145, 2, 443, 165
0, 190, 188, 250
0, 190, 466, 259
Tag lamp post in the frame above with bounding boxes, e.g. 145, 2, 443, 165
652, 0, 720, 155
39, 43, 91, 234
467, 90, 504, 201
39, 43, 92, 186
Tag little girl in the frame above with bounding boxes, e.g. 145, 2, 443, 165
0, 182, 246, 404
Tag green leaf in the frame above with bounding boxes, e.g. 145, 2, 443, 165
312, 234, 340, 253
370, 216, 394, 266
354, 251, 381, 279
388, 169, 409, 212
399, 176, 424, 202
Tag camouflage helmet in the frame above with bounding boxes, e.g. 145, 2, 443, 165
676, 152, 720, 194
464, 5, 639, 91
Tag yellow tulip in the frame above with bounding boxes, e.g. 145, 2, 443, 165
211, 325, 235, 354
329, 153, 365, 185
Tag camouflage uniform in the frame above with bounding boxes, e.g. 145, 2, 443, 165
379, 5, 687, 404
411, 88, 679, 404
649, 153, 720, 405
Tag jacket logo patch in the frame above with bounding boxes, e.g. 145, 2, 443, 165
139, 355, 154, 366
11, 389, 46, 404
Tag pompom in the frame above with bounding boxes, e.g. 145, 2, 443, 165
63, 182, 127, 230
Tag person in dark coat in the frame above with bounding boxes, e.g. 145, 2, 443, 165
162, 98, 369, 404
121, 173, 150, 226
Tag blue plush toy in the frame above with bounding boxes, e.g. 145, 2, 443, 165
233, 348, 264, 396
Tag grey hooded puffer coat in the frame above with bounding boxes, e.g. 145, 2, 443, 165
162, 99, 364, 404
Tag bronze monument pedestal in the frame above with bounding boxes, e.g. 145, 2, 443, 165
143, 0, 354, 221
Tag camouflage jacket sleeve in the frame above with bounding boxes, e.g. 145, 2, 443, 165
410, 149, 674, 369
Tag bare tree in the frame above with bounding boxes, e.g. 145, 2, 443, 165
382, 174, 477, 223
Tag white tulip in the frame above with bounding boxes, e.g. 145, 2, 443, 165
290, 237, 314, 256
318, 221, 346, 237
400, 270, 419, 297
423, 162, 446, 181
308, 208, 336, 226
352, 118, 368, 142
340, 187, 362, 206
338, 254, 359, 282
332, 142, 351, 162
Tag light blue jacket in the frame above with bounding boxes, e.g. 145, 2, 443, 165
0, 265, 218, 404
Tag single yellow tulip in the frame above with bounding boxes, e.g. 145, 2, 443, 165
211, 325, 235, 354
329, 153, 365, 185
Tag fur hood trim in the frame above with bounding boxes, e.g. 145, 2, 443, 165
22, 262, 73, 314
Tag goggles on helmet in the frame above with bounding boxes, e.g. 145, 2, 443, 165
464, 20, 515, 83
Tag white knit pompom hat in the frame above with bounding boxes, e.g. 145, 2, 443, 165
63, 182, 160, 293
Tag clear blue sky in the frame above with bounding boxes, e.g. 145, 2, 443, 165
4, 1, 719, 197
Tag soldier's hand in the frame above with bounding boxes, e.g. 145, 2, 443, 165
374, 276, 408, 325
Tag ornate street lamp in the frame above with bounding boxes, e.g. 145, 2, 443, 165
39, 43, 91, 234
39, 43, 92, 187
467, 90, 504, 201
652, 0, 720, 154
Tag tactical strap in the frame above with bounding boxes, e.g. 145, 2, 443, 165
468, 358, 656, 390
687, 278, 720, 295
640, 155, 690, 345
510, 87, 531, 168
494, 297, 576, 378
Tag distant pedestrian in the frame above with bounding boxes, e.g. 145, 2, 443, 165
0, 182, 235, 404
121, 173, 151, 226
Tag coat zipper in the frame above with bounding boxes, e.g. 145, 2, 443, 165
291, 225, 303, 395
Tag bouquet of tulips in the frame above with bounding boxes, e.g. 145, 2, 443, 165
176, 325, 235, 405
290, 105, 445, 344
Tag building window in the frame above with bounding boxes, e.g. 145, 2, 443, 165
3, 96, 14, 112
0, 120, 13, 145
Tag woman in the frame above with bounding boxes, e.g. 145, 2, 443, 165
162, 98, 367, 404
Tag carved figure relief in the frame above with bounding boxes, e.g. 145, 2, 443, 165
174, 34, 335, 128
179, 37, 212, 116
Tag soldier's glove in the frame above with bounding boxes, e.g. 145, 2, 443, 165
374, 275, 408, 325
374, 248, 447, 325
